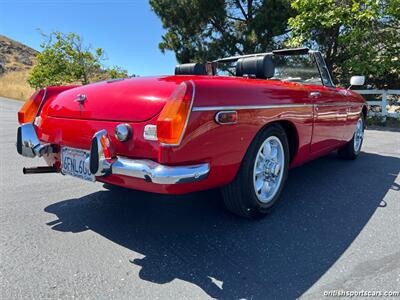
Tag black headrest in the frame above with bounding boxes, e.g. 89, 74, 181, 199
235, 55, 274, 79
175, 63, 207, 75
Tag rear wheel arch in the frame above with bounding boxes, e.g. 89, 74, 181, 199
221, 122, 290, 218
338, 116, 364, 160
255, 120, 298, 164
228, 119, 298, 187
362, 105, 368, 124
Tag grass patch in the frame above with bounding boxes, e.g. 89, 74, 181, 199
0, 70, 35, 101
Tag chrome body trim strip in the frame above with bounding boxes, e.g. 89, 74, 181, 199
316, 102, 364, 107
192, 104, 313, 112
309, 91, 321, 97
192, 102, 364, 112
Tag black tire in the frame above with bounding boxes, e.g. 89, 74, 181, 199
338, 116, 364, 160
221, 124, 290, 219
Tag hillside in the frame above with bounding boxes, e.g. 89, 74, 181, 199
0, 35, 38, 100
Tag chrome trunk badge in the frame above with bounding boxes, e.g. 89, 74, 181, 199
74, 94, 86, 113
74, 94, 86, 103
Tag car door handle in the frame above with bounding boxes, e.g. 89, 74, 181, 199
310, 92, 321, 98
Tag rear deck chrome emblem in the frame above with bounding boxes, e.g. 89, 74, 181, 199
74, 94, 86, 113
74, 94, 86, 103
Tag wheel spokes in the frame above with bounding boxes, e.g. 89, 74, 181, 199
255, 166, 264, 176
269, 146, 278, 160
263, 142, 272, 157
253, 136, 285, 203
255, 177, 264, 192
354, 118, 364, 151
261, 181, 270, 194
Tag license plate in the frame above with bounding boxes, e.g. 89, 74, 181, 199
61, 147, 95, 182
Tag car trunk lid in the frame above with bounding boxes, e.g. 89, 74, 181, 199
45, 77, 182, 122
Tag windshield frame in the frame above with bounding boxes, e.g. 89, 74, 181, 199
309, 50, 335, 87
212, 49, 336, 88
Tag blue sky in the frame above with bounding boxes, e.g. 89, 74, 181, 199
0, 0, 177, 76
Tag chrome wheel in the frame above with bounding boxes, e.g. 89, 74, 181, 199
253, 136, 285, 203
354, 118, 364, 152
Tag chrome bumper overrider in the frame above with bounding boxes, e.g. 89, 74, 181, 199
17, 123, 53, 157
16, 124, 210, 184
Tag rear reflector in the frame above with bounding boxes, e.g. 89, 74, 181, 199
18, 89, 45, 124
143, 124, 157, 141
156, 81, 194, 145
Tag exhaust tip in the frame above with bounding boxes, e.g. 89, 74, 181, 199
23, 166, 58, 174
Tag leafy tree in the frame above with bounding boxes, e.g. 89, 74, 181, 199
288, 0, 400, 88
106, 66, 130, 79
90, 66, 130, 83
28, 31, 128, 89
150, 0, 294, 63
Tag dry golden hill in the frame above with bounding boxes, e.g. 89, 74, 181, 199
0, 35, 38, 100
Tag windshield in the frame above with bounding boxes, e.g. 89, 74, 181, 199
214, 54, 323, 85
272, 54, 322, 85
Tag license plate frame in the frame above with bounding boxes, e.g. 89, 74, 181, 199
61, 146, 95, 182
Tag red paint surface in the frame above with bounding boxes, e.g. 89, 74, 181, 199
45, 78, 180, 122
30, 75, 366, 194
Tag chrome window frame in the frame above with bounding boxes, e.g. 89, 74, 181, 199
309, 50, 335, 88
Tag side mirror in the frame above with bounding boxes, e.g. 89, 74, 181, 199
349, 76, 365, 88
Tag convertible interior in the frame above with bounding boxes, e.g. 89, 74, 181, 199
174, 47, 325, 85
174, 55, 275, 80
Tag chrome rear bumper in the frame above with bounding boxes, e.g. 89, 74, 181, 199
16, 123, 210, 184
88, 130, 209, 184
109, 157, 209, 184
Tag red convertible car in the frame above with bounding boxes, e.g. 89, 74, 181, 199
17, 48, 367, 218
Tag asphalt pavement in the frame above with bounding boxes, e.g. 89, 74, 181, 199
1, 97, 399, 299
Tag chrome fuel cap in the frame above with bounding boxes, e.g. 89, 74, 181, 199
115, 124, 132, 142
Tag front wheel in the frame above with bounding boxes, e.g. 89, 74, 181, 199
221, 124, 289, 219
338, 116, 364, 160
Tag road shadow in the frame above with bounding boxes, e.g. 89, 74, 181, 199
45, 152, 399, 299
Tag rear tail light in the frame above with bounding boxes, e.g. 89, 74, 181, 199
18, 89, 46, 124
156, 81, 194, 145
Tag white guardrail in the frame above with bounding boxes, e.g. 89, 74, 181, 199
354, 89, 400, 119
